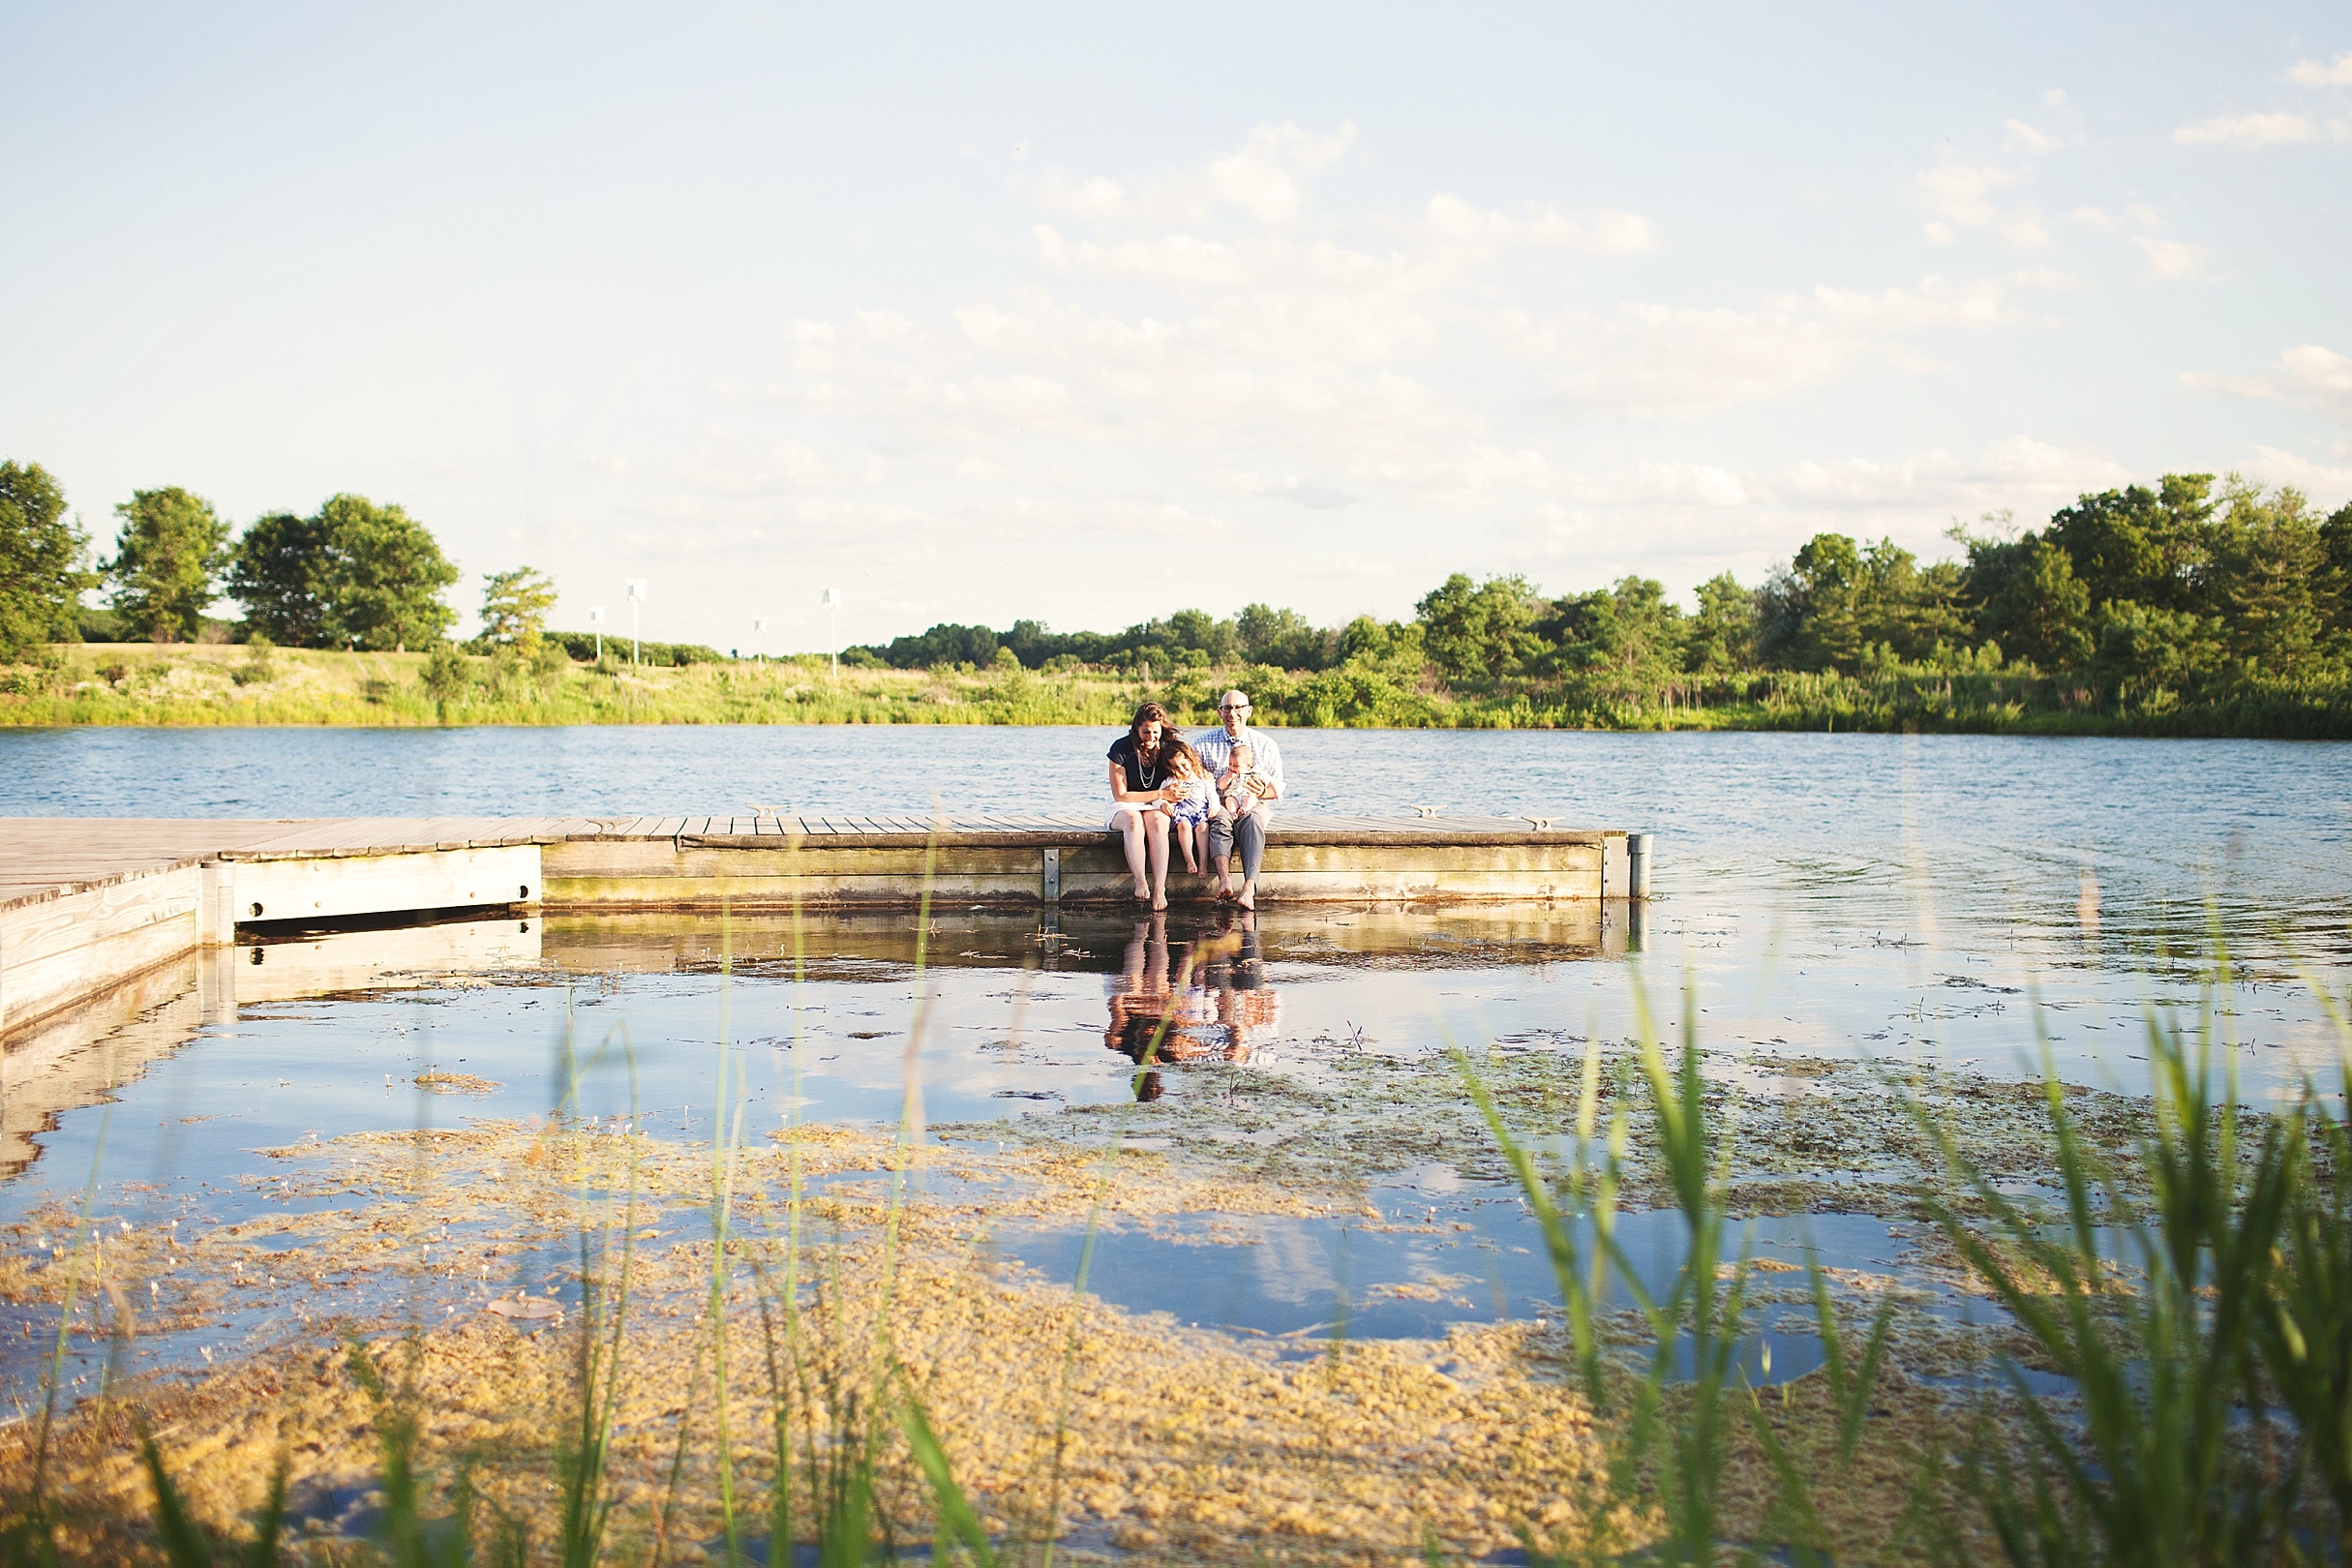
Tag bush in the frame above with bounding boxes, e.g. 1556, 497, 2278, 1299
420, 642, 471, 713
543, 630, 724, 667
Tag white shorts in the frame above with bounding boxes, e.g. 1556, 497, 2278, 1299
1104, 800, 1158, 832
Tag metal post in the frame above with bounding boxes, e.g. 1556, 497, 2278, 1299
1629, 832, 1654, 901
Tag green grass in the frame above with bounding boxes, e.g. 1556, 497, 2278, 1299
8, 642, 2347, 736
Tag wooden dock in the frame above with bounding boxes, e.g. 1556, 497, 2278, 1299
0, 815, 1649, 1040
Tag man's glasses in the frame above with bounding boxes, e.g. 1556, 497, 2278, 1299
1219, 705, 1249, 714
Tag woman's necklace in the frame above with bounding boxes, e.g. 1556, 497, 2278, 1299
1135, 741, 1162, 790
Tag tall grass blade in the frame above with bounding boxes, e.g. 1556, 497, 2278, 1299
137, 1430, 218, 1568
898, 1377, 999, 1567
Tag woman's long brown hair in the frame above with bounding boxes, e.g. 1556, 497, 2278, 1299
1127, 701, 1171, 759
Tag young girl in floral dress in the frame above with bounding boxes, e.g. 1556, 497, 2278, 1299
1157, 739, 1217, 876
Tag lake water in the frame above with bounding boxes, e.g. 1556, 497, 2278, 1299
3, 726, 2347, 1409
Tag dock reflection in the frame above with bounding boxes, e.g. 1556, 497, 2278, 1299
0, 917, 540, 1179
2, 901, 1618, 1180
539, 899, 1620, 980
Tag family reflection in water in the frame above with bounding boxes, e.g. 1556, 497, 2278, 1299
1103, 911, 1282, 1100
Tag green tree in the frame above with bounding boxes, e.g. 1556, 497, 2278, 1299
0, 460, 96, 659
105, 487, 229, 642
1979, 537, 2093, 670
1147, 608, 1240, 666
479, 566, 558, 654
2324, 502, 2352, 615
1854, 541, 1971, 662
1334, 615, 1423, 671
1758, 533, 1861, 671
1415, 572, 1544, 681
226, 494, 459, 650
1546, 576, 1685, 697
1235, 603, 1328, 670
1682, 572, 1758, 674
226, 511, 331, 646
2044, 473, 2216, 613
2205, 481, 2338, 676
2089, 601, 2225, 691
1761, 533, 1971, 672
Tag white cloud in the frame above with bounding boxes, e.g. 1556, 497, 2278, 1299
1775, 437, 2125, 512
2003, 118, 2062, 154
1913, 146, 2049, 247
2186, 344, 2352, 423
2286, 52, 2352, 87
1525, 275, 2032, 419
1915, 163, 2022, 227
1626, 461, 1748, 508
1031, 121, 1357, 227
688, 123, 2094, 612
2173, 111, 2335, 146
2238, 445, 2352, 498
1424, 194, 1656, 256
2133, 235, 2210, 280
2269, 345, 2352, 417
1202, 122, 1356, 224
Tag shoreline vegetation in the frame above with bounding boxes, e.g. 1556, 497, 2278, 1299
2, 640, 2346, 737
4, 460, 2348, 737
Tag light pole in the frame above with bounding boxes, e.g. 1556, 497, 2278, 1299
821, 586, 841, 675
588, 606, 605, 663
625, 579, 646, 667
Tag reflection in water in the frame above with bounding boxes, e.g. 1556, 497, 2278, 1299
1104, 913, 1283, 1097
0, 919, 540, 1179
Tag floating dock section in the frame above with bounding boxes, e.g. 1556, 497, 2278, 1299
0, 814, 1651, 1040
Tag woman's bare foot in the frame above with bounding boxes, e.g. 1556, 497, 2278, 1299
1131, 879, 1151, 901
1152, 896, 1169, 912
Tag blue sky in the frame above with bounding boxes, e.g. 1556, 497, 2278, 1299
5, 4, 2347, 650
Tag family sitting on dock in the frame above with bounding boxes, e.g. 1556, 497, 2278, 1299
1104, 689, 1282, 912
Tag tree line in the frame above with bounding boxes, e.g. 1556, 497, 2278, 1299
8, 456, 2346, 717
852, 472, 2352, 703
0, 461, 465, 656
0, 461, 588, 661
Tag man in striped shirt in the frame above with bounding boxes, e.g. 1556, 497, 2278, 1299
1191, 688, 1283, 910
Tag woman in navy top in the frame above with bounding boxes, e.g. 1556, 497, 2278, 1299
1105, 701, 1184, 909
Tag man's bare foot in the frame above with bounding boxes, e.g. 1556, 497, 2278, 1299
1235, 885, 1255, 910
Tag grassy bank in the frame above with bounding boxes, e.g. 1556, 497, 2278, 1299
3, 643, 2348, 737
